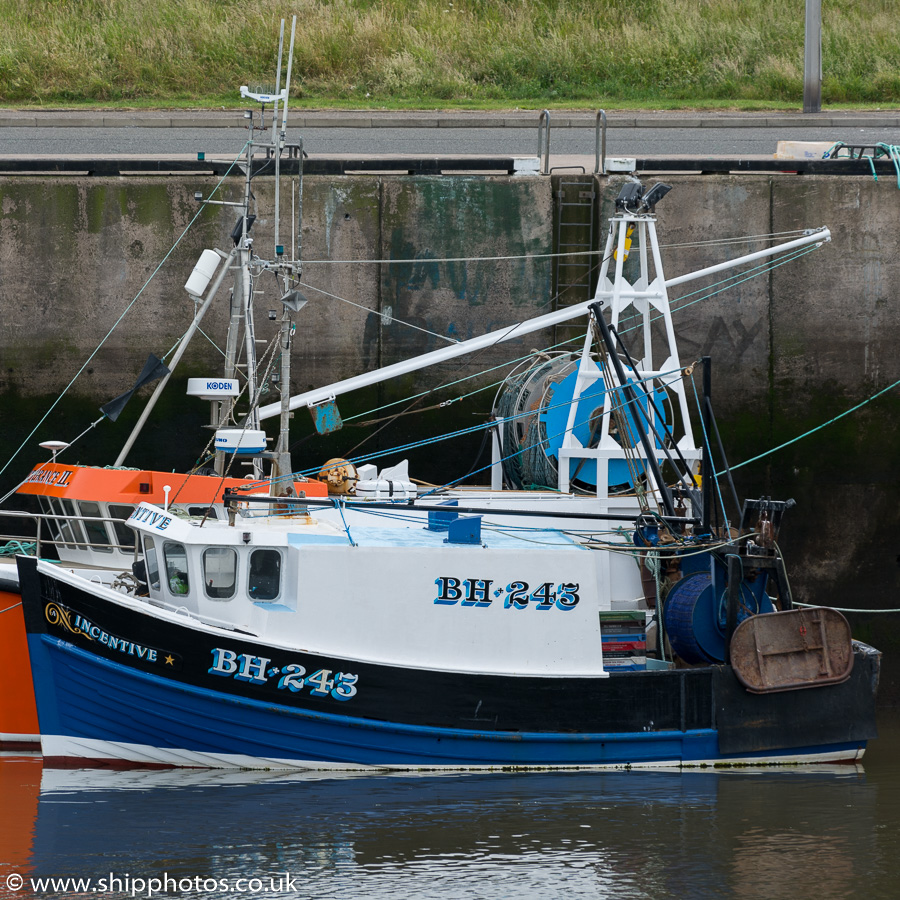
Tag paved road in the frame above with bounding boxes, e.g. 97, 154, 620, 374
1, 110, 899, 162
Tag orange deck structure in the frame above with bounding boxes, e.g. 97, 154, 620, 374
16, 463, 328, 504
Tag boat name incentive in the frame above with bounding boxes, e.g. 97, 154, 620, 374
26, 467, 73, 487
434, 578, 580, 610
128, 507, 172, 530
44, 603, 172, 666
208, 649, 359, 701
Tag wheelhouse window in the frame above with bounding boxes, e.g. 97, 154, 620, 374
143, 536, 161, 590
108, 504, 136, 552
36, 496, 64, 548
163, 541, 190, 596
248, 549, 281, 601
78, 501, 112, 553
59, 498, 87, 550
203, 548, 237, 600
45, 497, 73, 549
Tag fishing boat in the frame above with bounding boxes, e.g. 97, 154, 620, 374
16, 473, 881, 768
11, 21, 881, 768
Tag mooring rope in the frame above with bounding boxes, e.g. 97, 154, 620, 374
794, 601, 900, 614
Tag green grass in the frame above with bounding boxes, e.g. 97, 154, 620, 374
0, 0, 898, 108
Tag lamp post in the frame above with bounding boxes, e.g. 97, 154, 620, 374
803, 0, 822, 113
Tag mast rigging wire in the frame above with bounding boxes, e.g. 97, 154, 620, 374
297, 232, 814, 266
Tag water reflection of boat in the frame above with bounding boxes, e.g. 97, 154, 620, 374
36, 760, 864, 794
15, 763, 882, 900
0, 754, 41, 876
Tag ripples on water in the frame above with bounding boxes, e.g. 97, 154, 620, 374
2, 719, 899, 900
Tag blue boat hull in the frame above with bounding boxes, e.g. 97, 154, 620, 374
18, 558, 880, 769
28, 634, 874, 769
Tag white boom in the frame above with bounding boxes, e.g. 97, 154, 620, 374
258, 227, 830, 421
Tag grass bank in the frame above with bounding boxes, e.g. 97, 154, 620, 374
0, 0, 898, 108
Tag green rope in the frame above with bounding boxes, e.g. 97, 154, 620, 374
0, 540, 36, 556
824, 141, 900, 189
291, 365, 686, 481
722, 376, 900, 474
876, 142, 900, 189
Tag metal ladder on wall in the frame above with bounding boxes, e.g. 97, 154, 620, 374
555, 180, 597, 306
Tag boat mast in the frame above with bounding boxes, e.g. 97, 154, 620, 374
212, 116, 259, 477
274, 17, 299, 486
220, 18, 298, 483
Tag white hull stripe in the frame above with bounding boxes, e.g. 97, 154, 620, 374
40, 734, 865, 772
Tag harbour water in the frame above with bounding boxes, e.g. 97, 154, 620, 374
2, 715, 899, 900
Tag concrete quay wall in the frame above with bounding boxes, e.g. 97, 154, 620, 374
1, 172, 900, 656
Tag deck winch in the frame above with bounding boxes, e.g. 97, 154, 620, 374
492, 352, 671, 492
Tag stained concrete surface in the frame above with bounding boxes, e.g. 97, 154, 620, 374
1, 171, 900, 624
